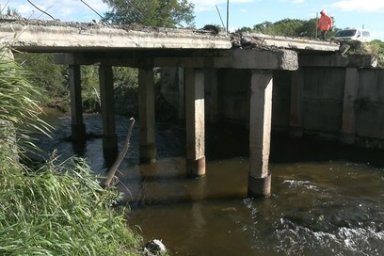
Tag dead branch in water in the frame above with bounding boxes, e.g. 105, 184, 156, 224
102, 117, 135, 188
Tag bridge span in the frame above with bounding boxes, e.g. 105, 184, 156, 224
1, 19, 358, 197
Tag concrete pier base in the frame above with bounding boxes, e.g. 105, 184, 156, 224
186, 157, 206, 177
248, 174, 271, 197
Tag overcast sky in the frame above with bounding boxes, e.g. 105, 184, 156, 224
1, 0, 383, 40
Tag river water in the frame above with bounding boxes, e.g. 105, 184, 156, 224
37, 112, 384, 256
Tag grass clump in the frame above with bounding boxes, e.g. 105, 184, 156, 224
0, 153, 142, 256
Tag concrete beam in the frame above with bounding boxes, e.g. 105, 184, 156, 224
55, 49, 298, 70
0, 20, 231, 52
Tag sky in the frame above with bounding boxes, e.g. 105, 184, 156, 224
1, 0, 383, 40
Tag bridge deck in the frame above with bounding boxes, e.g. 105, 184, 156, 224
0, 19, 339, 53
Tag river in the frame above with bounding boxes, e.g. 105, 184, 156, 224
37, 112, 384, 256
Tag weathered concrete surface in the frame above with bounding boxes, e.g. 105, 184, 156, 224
355, 70, 384, 141
300, 54, 378, 68
0, 19, 231, 52
1, 19, 341, 55
236, 33, 340, 52
194, 67, 384, 149
54, 48, 298, 70
155, 48, 298, 69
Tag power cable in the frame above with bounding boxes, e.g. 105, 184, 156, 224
26, 0, 55, 20
79, 0, 103, 19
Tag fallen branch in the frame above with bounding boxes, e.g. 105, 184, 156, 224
102, 117, 135, 188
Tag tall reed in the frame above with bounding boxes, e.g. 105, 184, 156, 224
0, 46, 143, 255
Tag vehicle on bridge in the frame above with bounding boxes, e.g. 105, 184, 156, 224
334, 28, 371, 42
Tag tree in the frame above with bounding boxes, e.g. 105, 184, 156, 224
101, 0, 195, 27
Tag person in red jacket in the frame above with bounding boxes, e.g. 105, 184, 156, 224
318, 10, 333, 40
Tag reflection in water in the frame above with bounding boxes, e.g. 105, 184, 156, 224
37, 113, 384, 256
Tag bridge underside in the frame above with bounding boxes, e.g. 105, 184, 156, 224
1, 19, 346, 197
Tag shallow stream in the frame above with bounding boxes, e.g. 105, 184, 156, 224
37, 112, 384, 256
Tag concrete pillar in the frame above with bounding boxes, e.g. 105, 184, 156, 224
289, 69, 304, 138
177, 67, 185, 120
248, 70, 273, 197
68, 65, 86, 142
341, 68, 359, 144
205, 68, 219, 124
185, 68, 205, 177
99, 65, 117, 165
138, 67, 157, 163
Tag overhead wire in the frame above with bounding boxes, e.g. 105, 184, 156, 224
26, 0, 55, 20
79, 0, 103, 19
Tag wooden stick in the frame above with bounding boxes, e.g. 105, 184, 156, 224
102, 117, 135, 188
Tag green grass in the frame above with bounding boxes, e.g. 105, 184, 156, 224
0, 153, 143, 256
0, 46, 143, 255
0, 154, 143, 255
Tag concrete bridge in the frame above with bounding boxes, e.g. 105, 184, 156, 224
2, 18, 377, 197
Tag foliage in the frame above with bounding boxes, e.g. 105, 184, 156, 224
113, 67, 139, 116
238, 18, 336, 39
0, 48, 51, 154
0, 4, 21, 17
15, 53, 67, 108
367, 40, 384, 67
102, 0, 195, 27
0, 152, 142, 255
0, 47, 143, 256
13, 54, 140, 114
81, 65, 101, 113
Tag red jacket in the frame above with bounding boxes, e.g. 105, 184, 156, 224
318, 14, 332, 31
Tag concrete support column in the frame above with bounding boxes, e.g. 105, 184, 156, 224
177, 67, 185, 120
205, 68, 219, 124
138, 67, 157, 163
69, 65, 86, 142
289, 69, 304, 138
341, 68, 359, 144
185, 68, 205, 177
248, 70, 273, 197
99, 65, 117, 165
